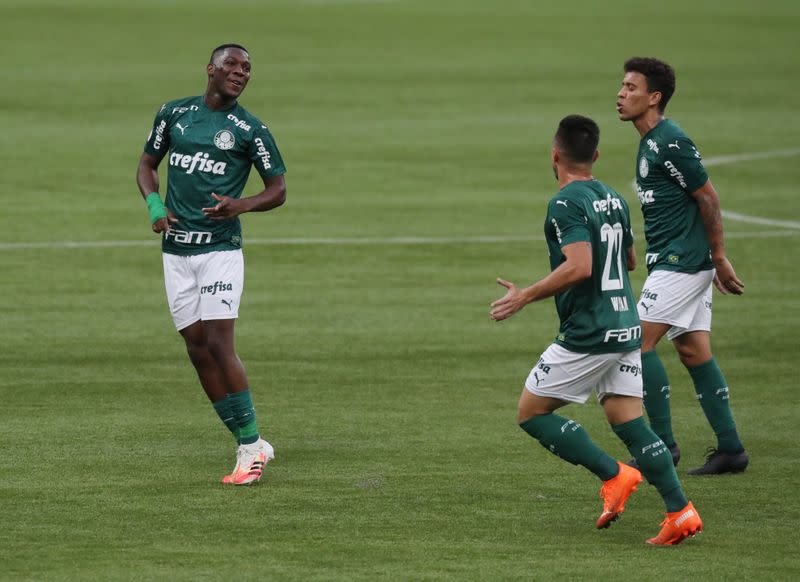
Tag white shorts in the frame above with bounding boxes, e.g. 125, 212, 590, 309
637, 269, 713, 340
524, 344, 643, 404
162, 250, 244, 330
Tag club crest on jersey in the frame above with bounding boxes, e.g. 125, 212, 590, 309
639, 156, 649, 178
214, 130, 235, 150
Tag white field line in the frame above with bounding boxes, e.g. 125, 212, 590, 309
3, 149, 799, 251
630, 147, 800, 230
0, 230, 797, 251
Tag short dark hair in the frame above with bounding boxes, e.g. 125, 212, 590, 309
624, 57, 676, 112
209, 43, 249, 65
554, 115, 600, 164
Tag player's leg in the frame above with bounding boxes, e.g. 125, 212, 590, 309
672, 329, 748, 475
518, 346, 639, 529
517, 390, 620, 483
198, 250, 273, 485
163, 253, 239, 444
600, 353, 701, 545
604, 395, 688, 513
179, 321, 240, 444
639, 321, 680, 457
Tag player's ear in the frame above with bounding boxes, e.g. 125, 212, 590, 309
592, 150, 599, 163
207, 63, 215, 77
551, 146, 559, 165
648, 90, 662, 109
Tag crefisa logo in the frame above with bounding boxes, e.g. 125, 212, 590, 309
214, 130, 235, 150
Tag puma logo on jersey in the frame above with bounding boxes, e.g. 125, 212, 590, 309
640, 302, 653, 314
176, 122, 189, 135
221, 299, 233, 310
668, 140, 680, 149
556, 200, 568, 207
168, 151, 227, 175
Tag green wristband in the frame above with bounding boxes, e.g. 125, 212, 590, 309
145, 192, 168, 224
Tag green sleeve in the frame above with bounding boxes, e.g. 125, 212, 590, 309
249, 123, 286, 179
143, 103, 170, 158
662, 136, 708, 193
547, 198, 590, 247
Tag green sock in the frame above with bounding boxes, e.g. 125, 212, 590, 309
688, 358, 744, 453
641, 350, 676, 447
520, 413, 619, 481
212, 397, 240, 444
613, 417, 687, 512
228, 389, 260, 445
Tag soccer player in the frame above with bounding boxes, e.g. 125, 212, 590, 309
491, 115, 701, 545
616, 57, 748, 475
135, 44, 287, 485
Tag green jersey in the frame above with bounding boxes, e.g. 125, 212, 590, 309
545, 180, 641, 354
144, 96, 286, 256
635, 119, 711, 273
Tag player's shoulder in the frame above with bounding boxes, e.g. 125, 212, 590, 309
233, 103, 273, 132
558, 179, 602, 200
656, 119, 696, 145
154, 96, 203, 124
549, 181, 596, 211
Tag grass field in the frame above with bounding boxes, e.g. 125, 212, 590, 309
1, 0, 799, 579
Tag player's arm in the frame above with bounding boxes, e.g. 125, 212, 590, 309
204, 122, 287, 220
202, 174, 286, 221
626, 245, 637, 271
490, 242, 592, 321
136, 152, 177, 234
690, 179, 744, 295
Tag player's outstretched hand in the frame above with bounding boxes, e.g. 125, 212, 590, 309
152, 208, 178, 234
490, 277, 528, 321
712, 256, 744, 295
202, 193, 244, 220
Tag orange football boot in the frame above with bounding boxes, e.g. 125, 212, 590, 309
596, 462, 643, 528
646, 501, 703, 545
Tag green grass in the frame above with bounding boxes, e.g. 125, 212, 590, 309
1, 0, 799, 579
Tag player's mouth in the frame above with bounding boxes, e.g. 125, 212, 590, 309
228, 78, 245, 91
616, 101, 624, 113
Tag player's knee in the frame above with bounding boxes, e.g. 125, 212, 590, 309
517, 407, 548, 425
185, 342, 211, 367
675, 343, 711, 367
205, 334, 234, 362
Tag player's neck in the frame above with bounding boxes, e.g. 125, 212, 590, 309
203, 89, 237, 111
633, 110, 664, 137
558, 167, 594, 189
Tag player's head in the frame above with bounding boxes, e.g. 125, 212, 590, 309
551, 115, 600, 178
617, 57, 675, 121
207, 43, 251, 100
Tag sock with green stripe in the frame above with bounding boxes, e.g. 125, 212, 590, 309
641, 350, 676, 447
613, 416, 688, 512
212, 396, 240, 444
688, 358, 744, 453
228, 389, 260, 445
519, 413, 619, 481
